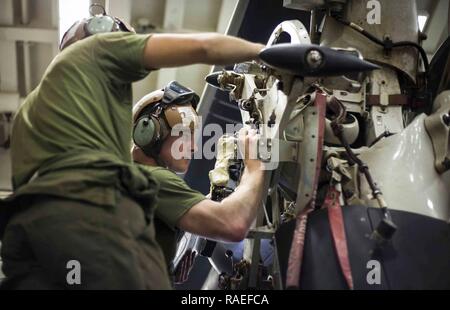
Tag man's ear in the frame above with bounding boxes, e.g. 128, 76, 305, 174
132, 146, 155, 165
131, 144, 141, 157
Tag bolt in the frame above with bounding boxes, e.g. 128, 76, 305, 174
306, 50, 323, 69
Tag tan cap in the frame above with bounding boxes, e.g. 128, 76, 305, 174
132, 89, 165, 122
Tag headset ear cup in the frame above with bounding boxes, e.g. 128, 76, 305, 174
85, 15, 116, 35
133, 116, 160, 150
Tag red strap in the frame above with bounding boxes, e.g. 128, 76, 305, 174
285, 205, 313, 289
284, 92, 353, 289
325, 187, 354, 290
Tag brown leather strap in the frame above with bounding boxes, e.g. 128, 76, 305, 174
325, 187, 354, 290
366, 94, 411, 106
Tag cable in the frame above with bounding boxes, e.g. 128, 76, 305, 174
327, 95, 397, 245
335, 18, 430, 78
369, 131, 394, 147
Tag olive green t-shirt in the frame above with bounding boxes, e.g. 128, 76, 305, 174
10, 32, 158, 210
139, 165, 206, 266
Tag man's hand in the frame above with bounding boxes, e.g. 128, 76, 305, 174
177, 128, 266, 243
173, 249, 197, 284
238, 128, 263, 173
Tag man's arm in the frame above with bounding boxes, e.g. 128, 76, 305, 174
178, 129, 265, 242
144, 33, 264, 69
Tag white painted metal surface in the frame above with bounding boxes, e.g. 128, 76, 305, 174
359, 114, 450, 221
266, 19, 311, 46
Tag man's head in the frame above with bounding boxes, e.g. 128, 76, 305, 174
60, 3, 135, 51
132, 81, 200, 173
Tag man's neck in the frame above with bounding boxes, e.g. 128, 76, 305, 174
132, 147, 159, 167
138, 156, 158, 166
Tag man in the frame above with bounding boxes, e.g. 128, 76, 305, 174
131, 82, 265, 284
0, 7, 264, 290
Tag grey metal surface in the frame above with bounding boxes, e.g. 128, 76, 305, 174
320, 0, 420, 83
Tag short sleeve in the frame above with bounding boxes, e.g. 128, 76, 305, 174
95, 32, 152, 84
143, 166, 206, 230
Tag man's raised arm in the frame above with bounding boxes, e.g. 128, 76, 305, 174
144, 33, 264, 69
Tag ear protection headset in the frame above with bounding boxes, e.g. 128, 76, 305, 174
133, 81, 200, 159
133, 98, 171, 158
60, 3, 134, 51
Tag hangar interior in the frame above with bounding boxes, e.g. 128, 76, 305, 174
0, 0, 449, 288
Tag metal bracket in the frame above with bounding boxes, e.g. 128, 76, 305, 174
425, 93, 450, 173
